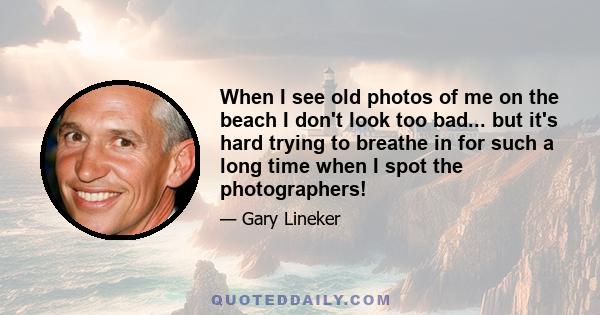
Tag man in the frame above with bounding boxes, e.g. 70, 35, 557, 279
55, 85, 196, 235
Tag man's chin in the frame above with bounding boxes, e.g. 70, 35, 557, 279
66, 209, 119, 235
79, 219, 119, 235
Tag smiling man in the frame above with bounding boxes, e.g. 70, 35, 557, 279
55, 85, 196, 236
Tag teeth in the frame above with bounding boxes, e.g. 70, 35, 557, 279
77, 191, 119, 202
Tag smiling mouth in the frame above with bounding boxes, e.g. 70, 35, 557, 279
76, 191, 121, 202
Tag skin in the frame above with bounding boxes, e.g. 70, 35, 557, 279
56, 86, 193, 235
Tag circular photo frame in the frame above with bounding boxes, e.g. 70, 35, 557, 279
40, 80, 200, 240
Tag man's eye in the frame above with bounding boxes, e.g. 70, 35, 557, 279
115, 138, 134, 147
64, 132, 84, 142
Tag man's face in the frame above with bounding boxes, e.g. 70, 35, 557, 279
56, 86, 173, 235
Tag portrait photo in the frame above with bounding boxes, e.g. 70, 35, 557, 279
41, 81, 199, 239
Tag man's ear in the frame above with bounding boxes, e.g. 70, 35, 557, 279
166, 139, 196, 188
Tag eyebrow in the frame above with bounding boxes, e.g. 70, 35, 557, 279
58, 122, 82, 136
108, 129, 145, 143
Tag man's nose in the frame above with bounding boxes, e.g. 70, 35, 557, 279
75, 142, 110, 182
